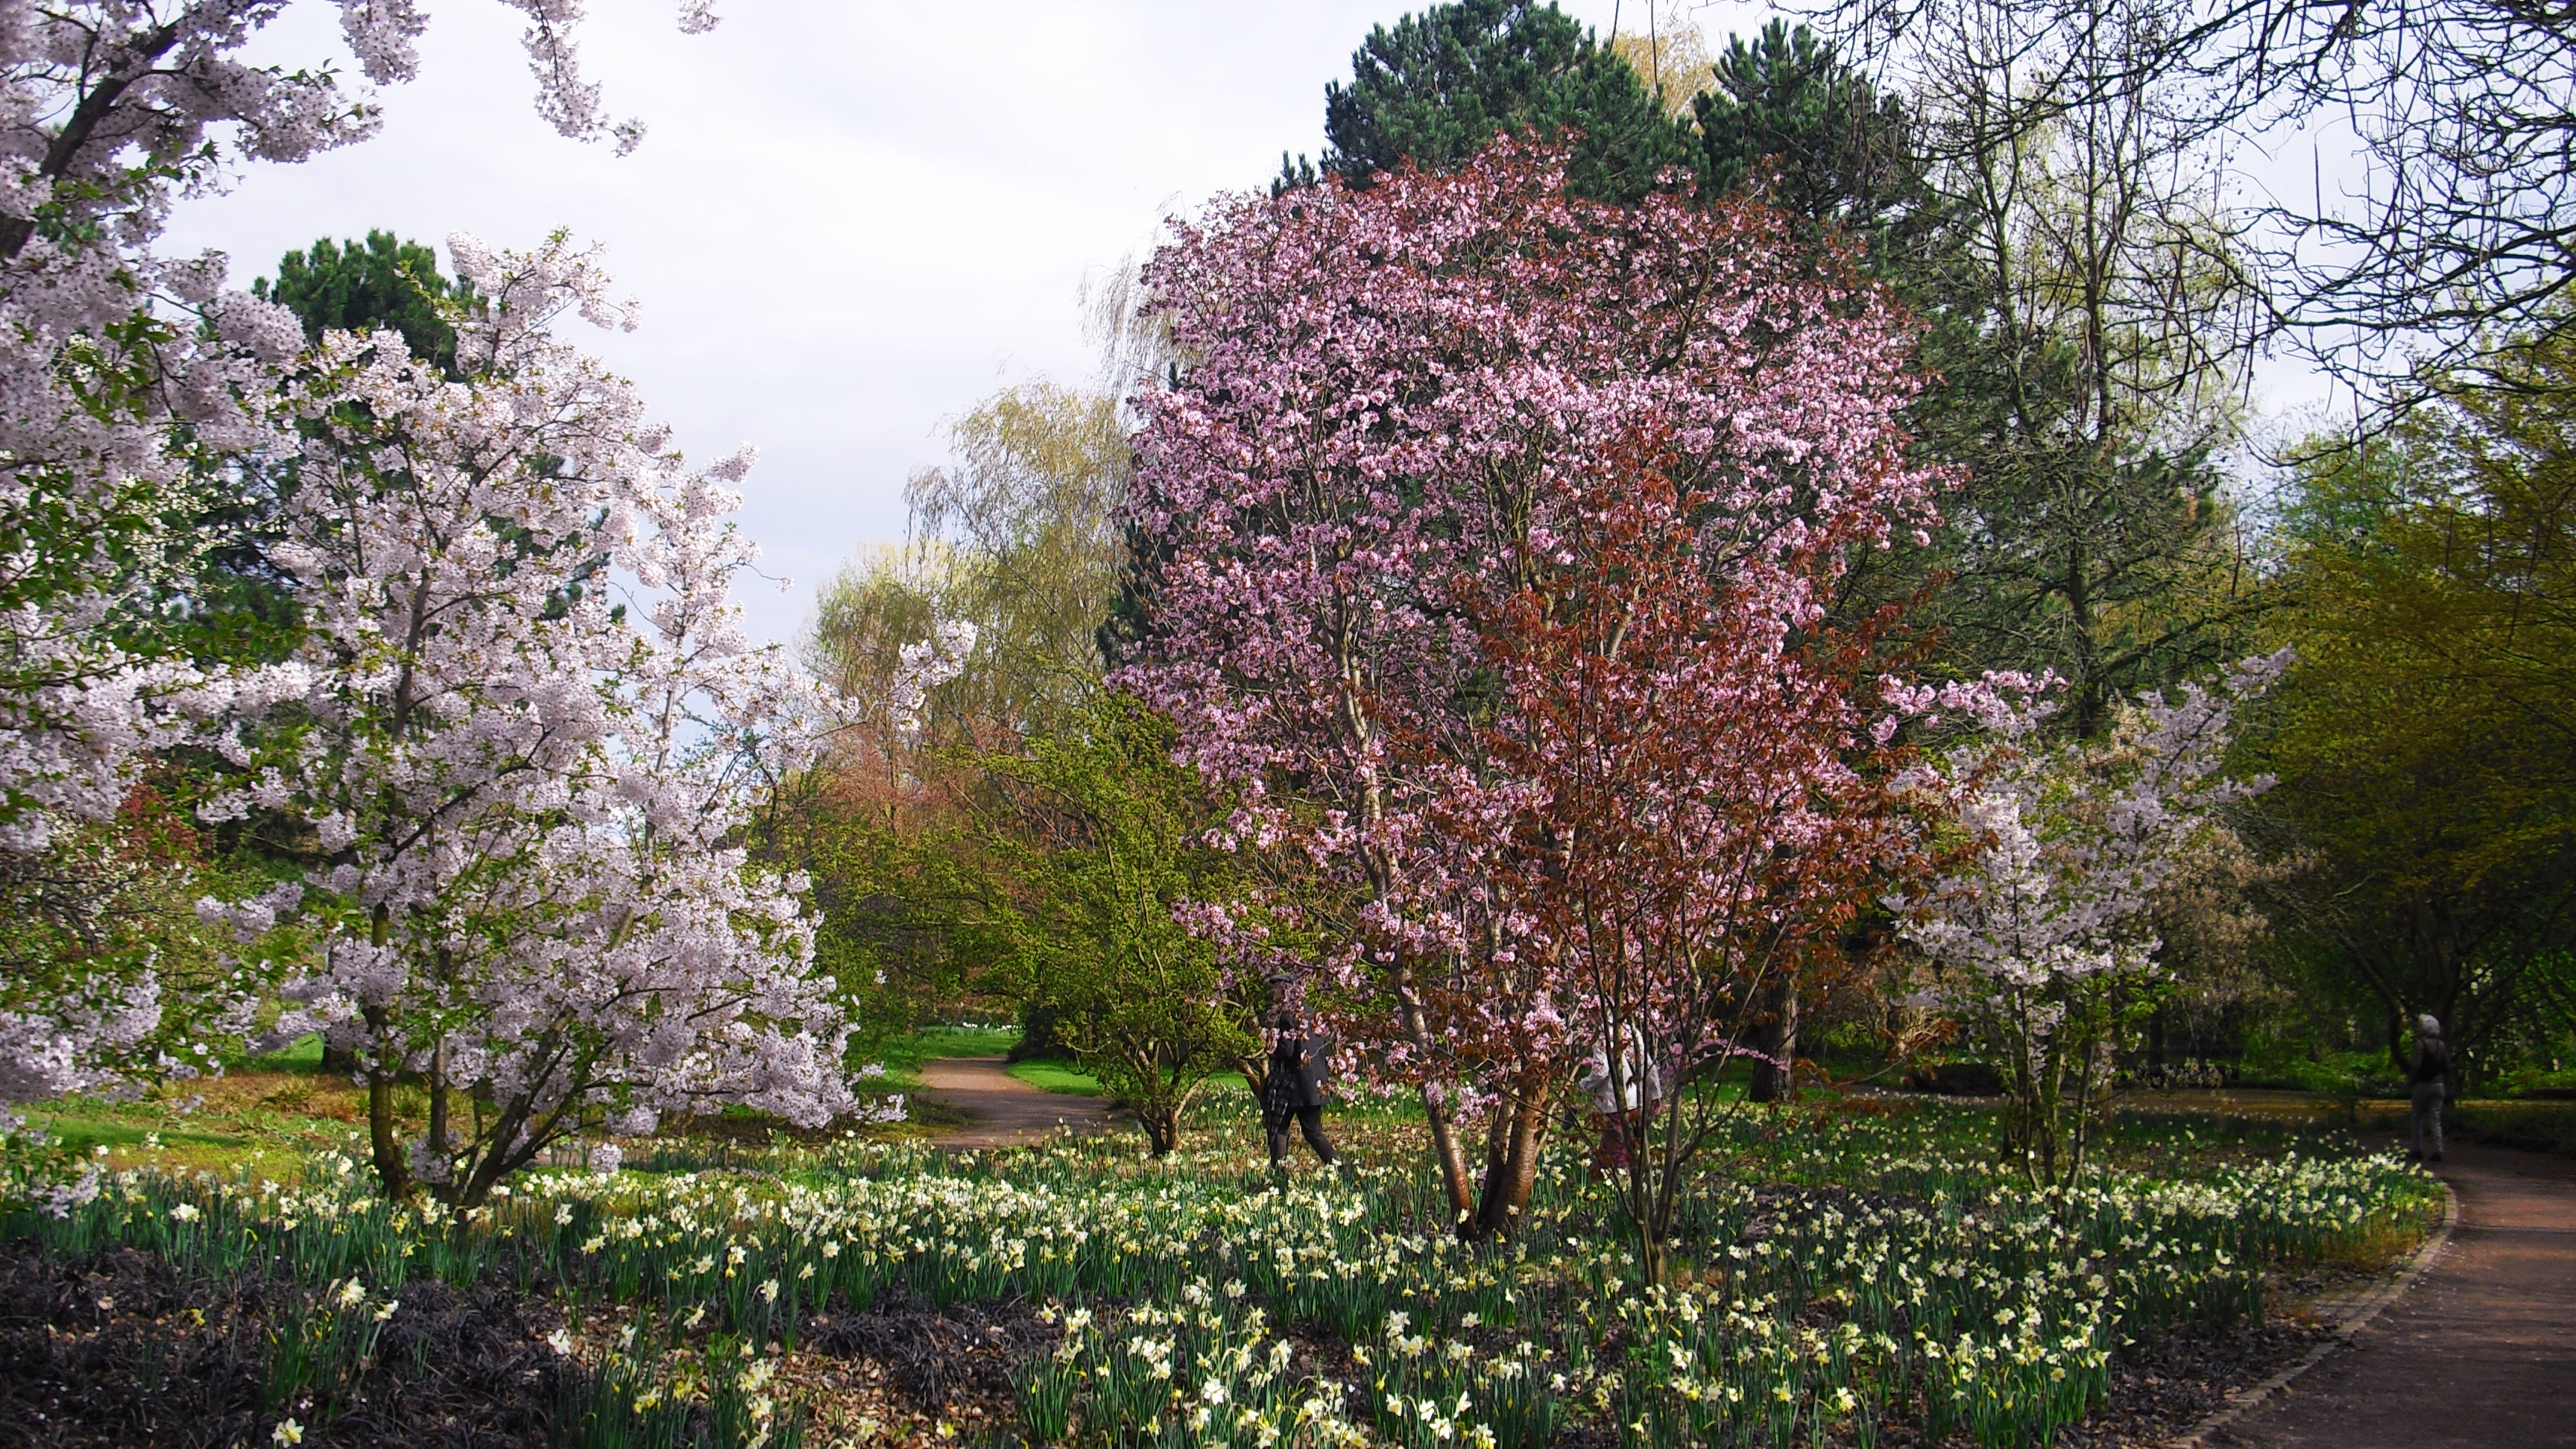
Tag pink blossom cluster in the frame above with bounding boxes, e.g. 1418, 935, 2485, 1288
1112, 139, 1951, 1184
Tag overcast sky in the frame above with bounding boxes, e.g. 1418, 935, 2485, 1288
161, 1, 1761, 651
165, 0, 2338, 653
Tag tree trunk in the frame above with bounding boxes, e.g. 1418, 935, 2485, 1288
1142, 1105, 1179, 1158
1749, 977, 1799, 1103
363, 1010, 411, 1200
427, 1039, 450, 1161
1471, 1077, 1551, 1240
360, 904, 409, 1196
1420, 1082, 1475, 1228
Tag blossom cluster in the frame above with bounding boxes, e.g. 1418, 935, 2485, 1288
0, 0, 730, 1111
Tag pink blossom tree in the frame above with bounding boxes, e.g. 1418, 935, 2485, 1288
195, 235, 857, 1203
1114, 138, 1952, 1237
0, 1, 728, 1121
1891, 652, 2285, 1189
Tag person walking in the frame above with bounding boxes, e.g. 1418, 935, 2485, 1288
2410, 1014, 2452, 1162
1262, 1012, 1339, 1170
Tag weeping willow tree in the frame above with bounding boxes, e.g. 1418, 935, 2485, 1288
785, 379, 1140, 1049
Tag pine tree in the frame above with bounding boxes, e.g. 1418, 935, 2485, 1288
1301, 0, 1692, 203
254, 231, 473, 376
1690, 22, 1929, 249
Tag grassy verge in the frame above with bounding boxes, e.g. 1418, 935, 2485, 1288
1003, 1061, 1102, 1096
866, 1026, 1023, 1092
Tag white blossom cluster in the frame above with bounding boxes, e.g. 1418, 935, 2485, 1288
1896, 651, 2288, 1005
886, 618, 977, 744
186, 233, 856, 1198
0, 1, 736, 1117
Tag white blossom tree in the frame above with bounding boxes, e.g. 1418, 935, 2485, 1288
0, 1, 727, 1123
1892, 651, 2285, 1188
199, 234, 860, 1204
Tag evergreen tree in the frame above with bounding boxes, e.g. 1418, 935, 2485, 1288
253, 231, 472, 376
1301, 0, 1691, 203
1691, 21, 1929, 250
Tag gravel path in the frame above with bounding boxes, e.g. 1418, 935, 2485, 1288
2212, 1141, 2576, 1449
915, 1056, 1122, 1149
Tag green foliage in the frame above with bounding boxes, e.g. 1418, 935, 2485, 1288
253, 230, 473, 376
1690, 21, 1929, 248
2249, 331, 2576, 1082
1309, 0, 1694, 203
976, 695, 1263, 1155
756, 765, 1011, 1068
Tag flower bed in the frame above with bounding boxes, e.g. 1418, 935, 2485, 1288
2, 1105, 2437, 1448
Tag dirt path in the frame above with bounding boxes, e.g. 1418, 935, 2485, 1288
2212, 1142, 2576, 1449
914, 1056, 1122, 1149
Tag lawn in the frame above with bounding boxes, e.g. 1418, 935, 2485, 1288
1005, 1060, 1105, 1096
867, 1026, 1026, 1090
0, 1086, 2440, 1449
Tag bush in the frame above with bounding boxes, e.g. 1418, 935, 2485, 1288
2450, 1100, 2576, 1156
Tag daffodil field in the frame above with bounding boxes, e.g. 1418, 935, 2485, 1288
8, 1105, 2438, 1449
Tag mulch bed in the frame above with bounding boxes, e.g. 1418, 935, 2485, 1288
0, 1233, 2371, 1448
0, 1237, 1074, 1448
2053, 1318, 2330, 1448
0, 1240, 565, 1449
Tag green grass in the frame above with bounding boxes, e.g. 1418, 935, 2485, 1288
1002, 1064, 1257, 1101
1006, 1060, 1103, 1096
865, 1025, 1024, 1091
23, 1115, 244, 1154
242, 1033, 327, 1073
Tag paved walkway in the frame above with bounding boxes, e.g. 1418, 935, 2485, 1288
2214, 1142, 2576, 1449
915, 1056, 1120, 1149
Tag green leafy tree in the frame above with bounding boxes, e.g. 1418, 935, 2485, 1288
1299, 0, 1693, 203
2250, 335, 2576, 1082
790, 380, 1132, 1046
903, 382, 1129, 738
978, 696, 1262, 1156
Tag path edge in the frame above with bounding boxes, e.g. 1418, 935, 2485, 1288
2165, 1176, 2460, 1449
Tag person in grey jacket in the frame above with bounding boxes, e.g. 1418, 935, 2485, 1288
2410, 1014, 2452, 1163
1261, 1012, 1339, 1170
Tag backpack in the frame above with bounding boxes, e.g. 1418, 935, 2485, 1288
2414, 1038, 2452, 1085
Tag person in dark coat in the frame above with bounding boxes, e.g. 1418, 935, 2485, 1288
2411, 1014, 2452, 1162
1262, 1011, 1339, 1169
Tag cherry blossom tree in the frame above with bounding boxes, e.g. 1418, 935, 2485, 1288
1471, 431, 1980, 1272
1892, 652, 2285, 1190
1, 1, 725, 1122
196, 234, 856, 1204
1115, 137, 1954, 1237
